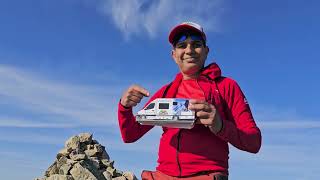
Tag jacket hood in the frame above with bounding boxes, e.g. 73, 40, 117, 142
201, 62, 222, 80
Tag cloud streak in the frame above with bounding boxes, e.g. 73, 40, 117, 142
0, 64, 119, 127
0, 117, 75, 128
99, 0, 224, 39
259, 120, 320, 129
252, 104, 320, 129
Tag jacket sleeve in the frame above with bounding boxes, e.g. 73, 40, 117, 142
215, 79, 262, 153
117, 85, 168, 143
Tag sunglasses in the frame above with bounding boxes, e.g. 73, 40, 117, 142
173, 33, 205, 47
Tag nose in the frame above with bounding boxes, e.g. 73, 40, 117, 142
185, 43, 194, 54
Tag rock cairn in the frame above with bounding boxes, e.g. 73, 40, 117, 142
35, 133, 138, 180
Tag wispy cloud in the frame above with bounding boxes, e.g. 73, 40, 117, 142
259, 120, 320, 129
253, 104, 320, 129
0, 64, 120, 127
0, 117, 75, 128
0, 63, 162, 155
0, 130, 65, 145
99, 0, 225, 39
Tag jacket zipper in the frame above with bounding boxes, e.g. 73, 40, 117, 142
176, 129, 182, 176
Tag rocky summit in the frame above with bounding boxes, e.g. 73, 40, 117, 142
35, 133, 138, 180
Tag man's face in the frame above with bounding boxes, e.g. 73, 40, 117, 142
171, 36, 209, 78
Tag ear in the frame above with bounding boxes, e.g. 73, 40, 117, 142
171, 49, 178, 64
204, 46, 210, 59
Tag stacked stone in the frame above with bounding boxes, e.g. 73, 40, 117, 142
35, 133, 137, 180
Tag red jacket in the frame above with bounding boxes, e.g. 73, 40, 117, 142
118, 63, 261, 177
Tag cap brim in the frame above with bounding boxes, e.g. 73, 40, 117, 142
169, 24, 206, 45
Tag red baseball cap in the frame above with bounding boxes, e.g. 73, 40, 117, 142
168, 22, 207, 45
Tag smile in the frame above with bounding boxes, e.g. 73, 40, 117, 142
184, 57, 198, 62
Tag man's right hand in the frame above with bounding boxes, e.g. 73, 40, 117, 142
120, 85, 150, 108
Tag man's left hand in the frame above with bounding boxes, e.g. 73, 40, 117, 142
188, 99, 223, 134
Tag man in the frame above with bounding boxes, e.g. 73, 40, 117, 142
118, 22, 261, 180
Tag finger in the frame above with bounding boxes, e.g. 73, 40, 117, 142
121, 98, 138, 107
189, 99, 206, 105
126, 98, 140, 107
127, 94, 143, 104
131, 85, 150, 97
121, 92, 142, 107
195, 118, 211, 125
195, 111, 211, 119
189, 103, 212, 112
126, 100, 138, 107
128, 90, 145, 99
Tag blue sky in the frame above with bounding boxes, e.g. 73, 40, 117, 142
0, 0, 319, 179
